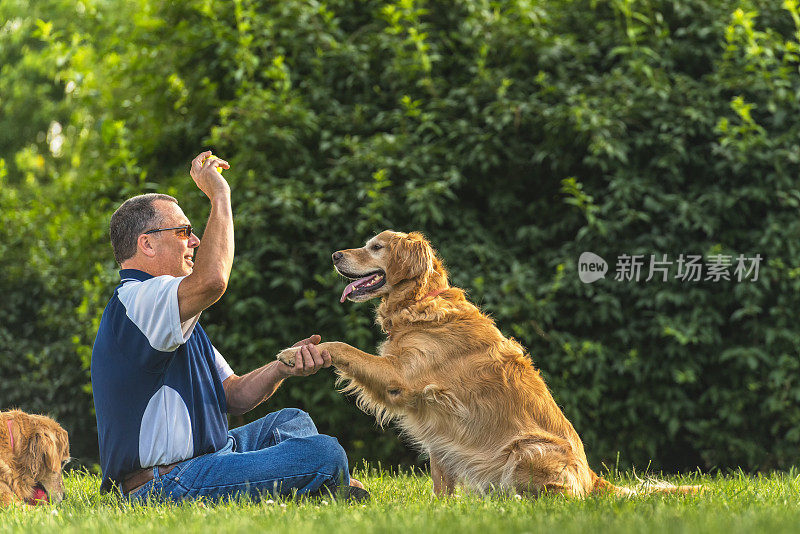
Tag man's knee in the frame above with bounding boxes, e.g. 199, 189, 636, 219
307, 434, 348, 476
269, 408, 319, 442
275, 407, 314, 427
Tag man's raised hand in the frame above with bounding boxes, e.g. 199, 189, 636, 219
190, 151, 231, 200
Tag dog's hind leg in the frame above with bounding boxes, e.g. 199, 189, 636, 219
500, 432, 590, 497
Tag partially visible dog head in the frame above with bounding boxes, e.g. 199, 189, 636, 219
1, 410, 70, 505
333, 230, 442, 302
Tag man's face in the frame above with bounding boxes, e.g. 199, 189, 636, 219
147, 200, 200, 277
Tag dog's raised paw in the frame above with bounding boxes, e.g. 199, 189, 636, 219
276, 348, 296, 367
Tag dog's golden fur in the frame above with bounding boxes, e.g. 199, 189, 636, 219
278, 230, 699, 497
0, 409, 70, 505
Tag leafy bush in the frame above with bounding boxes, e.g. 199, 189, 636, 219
2, 0, 800, 472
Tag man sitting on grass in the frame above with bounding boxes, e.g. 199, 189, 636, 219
91, 151, 367, 503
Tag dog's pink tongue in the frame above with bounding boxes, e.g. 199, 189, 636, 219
340, 274, 378, 303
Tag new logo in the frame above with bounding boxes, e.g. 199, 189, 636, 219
578, 252, 608, 284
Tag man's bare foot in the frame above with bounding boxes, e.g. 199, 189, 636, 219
349, 478, 365, 489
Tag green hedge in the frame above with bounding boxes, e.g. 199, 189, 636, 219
2, 0, 800, 472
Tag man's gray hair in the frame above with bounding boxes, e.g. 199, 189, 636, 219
110, 193, 178, 265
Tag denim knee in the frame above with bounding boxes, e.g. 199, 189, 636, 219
275, 407, 313, 427
308, 434, 349, 479
270, 408, 319, 443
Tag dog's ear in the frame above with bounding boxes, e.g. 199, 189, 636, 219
387, 232, 434, 284
55, 427, 70, 467
24, 430, 61, 476
22, 431, 46, 478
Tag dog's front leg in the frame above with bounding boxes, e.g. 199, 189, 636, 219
430, 453, 456, 497
277, 341, 357, 369
276, 341, 375, 372
276, 341, 408, 404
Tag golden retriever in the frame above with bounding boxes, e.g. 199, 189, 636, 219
0, 409, 70, 505
278, 230, 699, 497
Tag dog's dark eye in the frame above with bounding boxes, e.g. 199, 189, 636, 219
371, 244, 383, 251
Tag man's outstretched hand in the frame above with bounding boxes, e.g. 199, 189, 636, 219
277, 334, 332, 377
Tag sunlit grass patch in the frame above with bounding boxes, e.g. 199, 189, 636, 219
1, 466, 799, 534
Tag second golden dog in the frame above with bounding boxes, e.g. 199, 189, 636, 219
0, 409, 70, 506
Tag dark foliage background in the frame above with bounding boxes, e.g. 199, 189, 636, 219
2, 0, 800, 473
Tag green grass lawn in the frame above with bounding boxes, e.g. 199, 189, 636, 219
2, 466, 800, 533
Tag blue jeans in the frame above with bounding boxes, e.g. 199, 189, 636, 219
126, 408, 350, 503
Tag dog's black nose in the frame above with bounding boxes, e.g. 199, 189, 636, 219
332, 251, 344, 263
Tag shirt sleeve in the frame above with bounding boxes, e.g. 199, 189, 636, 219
117, 275, 200, 352
212, 345, 235, 382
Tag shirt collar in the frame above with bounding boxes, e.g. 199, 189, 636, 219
119, 269, 155, 283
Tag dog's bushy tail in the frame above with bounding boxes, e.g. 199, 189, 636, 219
592, 476, 702, 496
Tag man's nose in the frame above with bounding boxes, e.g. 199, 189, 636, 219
332, 251, 344, 264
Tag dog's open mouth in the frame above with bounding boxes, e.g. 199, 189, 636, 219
339, 270, 386, 302
26, 483, 49, 505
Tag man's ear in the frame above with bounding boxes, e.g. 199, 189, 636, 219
137, 234, 157, 258
386, 232, 434, 284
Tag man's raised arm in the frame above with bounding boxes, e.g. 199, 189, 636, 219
178, 151, 233, 322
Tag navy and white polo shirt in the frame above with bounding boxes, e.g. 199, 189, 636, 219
91, 269, 234, 492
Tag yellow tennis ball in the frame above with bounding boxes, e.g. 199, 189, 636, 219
201, 154, 223, 173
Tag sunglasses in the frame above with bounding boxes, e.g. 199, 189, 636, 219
144, 224, 193, 239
